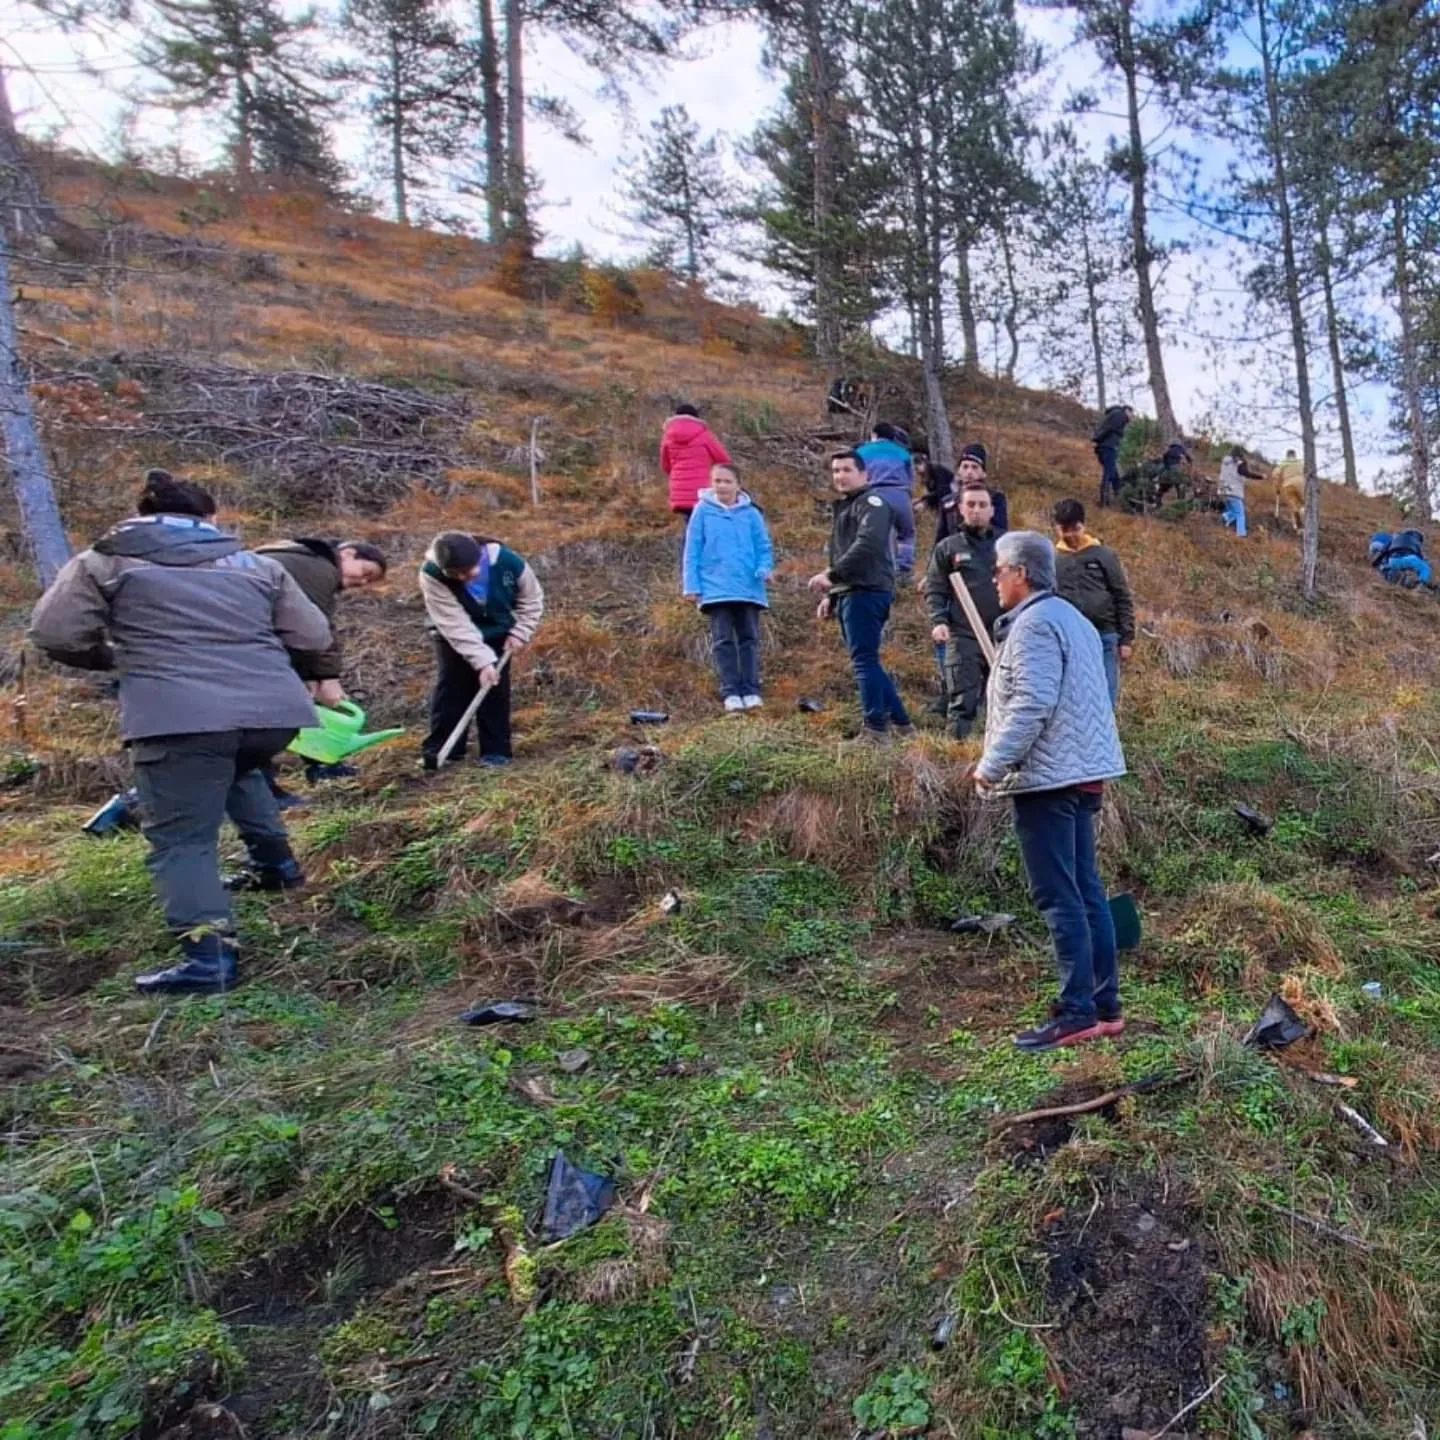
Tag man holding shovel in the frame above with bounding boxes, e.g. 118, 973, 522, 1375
970, 531, 1127, 1052
924, 480, 1001, 740
419, 532, 544, 770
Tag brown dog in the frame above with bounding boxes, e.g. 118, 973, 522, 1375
1272, 457, 1304, 533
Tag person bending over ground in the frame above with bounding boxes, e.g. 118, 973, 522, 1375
971, 530, 1127, 1052
419, 532, 544, 770
683, 463, 774, 714
27, 469, 331, 995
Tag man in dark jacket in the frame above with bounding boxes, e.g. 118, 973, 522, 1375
936, 443, 1009, 544
1092, 405, 1134, 508
926, 482, 1001, 739
808, 450, 913, 746
27, 470, 331, 995
1052, 498, 1136, 708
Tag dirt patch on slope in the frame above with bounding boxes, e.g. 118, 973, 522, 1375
1045, 1178, 1212, 1439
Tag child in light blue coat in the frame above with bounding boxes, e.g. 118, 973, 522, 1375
682, 465, 775, 712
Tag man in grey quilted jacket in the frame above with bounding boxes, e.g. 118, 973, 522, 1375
973, 531, 1127, 1052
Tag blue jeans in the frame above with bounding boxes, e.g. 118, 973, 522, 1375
1096, 444, 1120, 506
1012, 787, 1119, 1022
1099, 631, 1120, 709
1222, 495, 1247, 538
704, 602, 761, 698
837, 590, 910, 732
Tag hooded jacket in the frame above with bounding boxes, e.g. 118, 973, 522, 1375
1219, 454, 1261, 500
1054, 535, 1136, 645
660, 415, 732, 512
925, 526, 1001, 646
856, 438, 917, 571
977, 591, 1126, 796
682, 489, 775, 608
419, 537, 545, 672
27, 514, 328, 741
1092, 406, 1131, 449
826, 484, 896, 597
254, 538, 344, 681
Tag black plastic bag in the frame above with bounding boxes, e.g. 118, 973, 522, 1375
1243, 993, 1310, 1049
541, 1152, 616, 1241
460, 1000, 538, 1026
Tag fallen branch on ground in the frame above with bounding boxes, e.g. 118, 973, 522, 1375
1252, 1197, 1376, 1250
991, 1071, 1191, 1131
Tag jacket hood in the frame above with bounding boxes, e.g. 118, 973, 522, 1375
858, 439, 912, 466
664, 415, 709, 444
696, 488, 753, 512
263, 537, 340, 566
94, 515, 242, 567
1055, 535, 1102, 554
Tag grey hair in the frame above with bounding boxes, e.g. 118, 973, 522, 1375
995, 530, 1056, 592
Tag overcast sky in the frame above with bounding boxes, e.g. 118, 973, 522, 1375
5, 5, 1397, 488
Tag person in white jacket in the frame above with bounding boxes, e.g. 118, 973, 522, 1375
1218, 447, 1263, 539
418, 532, 544, 769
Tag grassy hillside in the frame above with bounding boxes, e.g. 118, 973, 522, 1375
4, 157, 1440, 1440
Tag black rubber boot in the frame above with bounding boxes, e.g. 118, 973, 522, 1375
135, 932, 239, 996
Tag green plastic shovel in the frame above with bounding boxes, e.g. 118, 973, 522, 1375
288, 701, 406, 765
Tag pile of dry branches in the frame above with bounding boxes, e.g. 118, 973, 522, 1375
75, 354, 470, 513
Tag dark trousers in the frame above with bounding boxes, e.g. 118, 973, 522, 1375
1012, 786, 1118, 1022
422, 635, 512, 762
836, 590, 910, 732
130, 728, 297, 935
944, 637, 990, 737
704, 602, 761, 698
1096, 444, 1121, 507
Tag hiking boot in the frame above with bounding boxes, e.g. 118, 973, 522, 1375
1013, 1015, 1106, 1052
926, 695, 949, 716
893, 724, 917, 742
135, 933, 239, 996
421, 753, 441, 773
844, 727, 892, 750
224, 857, 305, 893
305, 762, 359, 784
949, 719, 973, 742
742, 695, 763, 710
723, 695, 745, 715
479, 754, 511, 768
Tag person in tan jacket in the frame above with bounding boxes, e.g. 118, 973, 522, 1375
419, 532, 544, 769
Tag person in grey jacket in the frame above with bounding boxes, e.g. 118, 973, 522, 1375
972, 531, 1127, 1053
27, 470, 332, 996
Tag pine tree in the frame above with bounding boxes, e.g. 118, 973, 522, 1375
142, 0, 330, 178
620, 105, 732, 283
252, 81, 346, 192
341, 0, 481, 225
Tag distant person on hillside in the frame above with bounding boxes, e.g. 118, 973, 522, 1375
912, 443, 955, 522
661, 404, 732, 521
1052, 499, 1135, 709
419, 531, 545, 771
808, 450, 914, 746
1092, 404, 1134, 508
925, 481, 1001, 740
856, 422, 918, 576
1218, 447, 1264, 538
252, 537, 389, 803
937, 443, 1008, 545
970, 530, 1127, 1052
683, 463, 775, 714
27, 469, 331, 996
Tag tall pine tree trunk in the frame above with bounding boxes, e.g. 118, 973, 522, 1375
389, 30, 408, 225
1258, 0, 1320, 596
916, 130, 954, 470
802, 0, 840, 378
1391, 196, 1429, 514
1118, 0, 1179, 439
504, 0, 529, 249
478, 0, 506, 244
997, 220, 1020, 382
1317, 214, 1357, 489
956, 244, 978, 372
1081, 223, 1107, 410
0, 241, 70, 588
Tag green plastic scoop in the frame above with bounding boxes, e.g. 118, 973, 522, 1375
288, 701, 406, 765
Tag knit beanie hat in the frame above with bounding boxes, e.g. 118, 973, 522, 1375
435, 532, 482, 574
960, 442, 988, 472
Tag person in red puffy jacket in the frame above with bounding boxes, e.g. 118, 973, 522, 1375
661, 404, 732, 518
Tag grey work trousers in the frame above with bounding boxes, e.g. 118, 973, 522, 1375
129, 728, 298, 934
